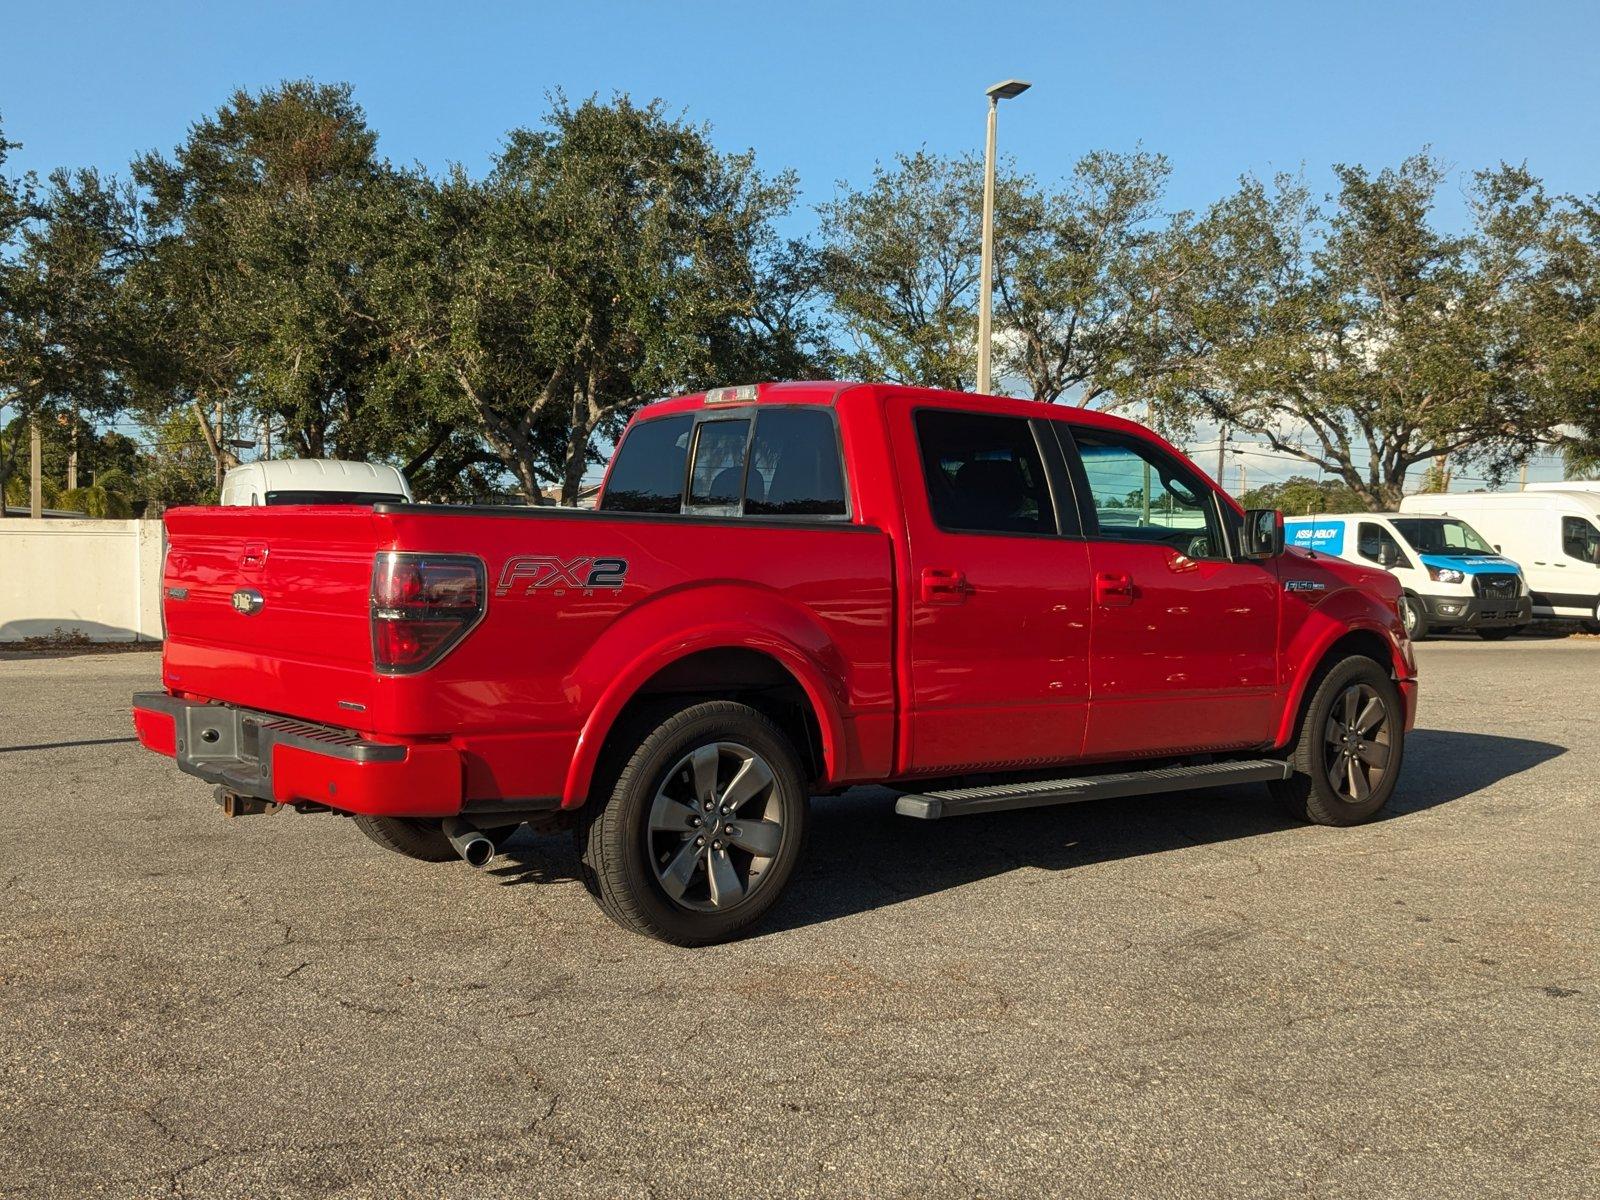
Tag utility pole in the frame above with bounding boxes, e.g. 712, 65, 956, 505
1215, 427, 1227, 485
1519, 462, 1528, 491
1237, 462, 1247, 500
66, 417, 78, 492
260, 414, 271, 461
29, 418, 43, 518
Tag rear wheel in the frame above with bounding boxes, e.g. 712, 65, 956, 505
354, 816, 521, 863
576, 700, 808, 946
1271, 656, 1404, 826
1399, 594, 1429, 641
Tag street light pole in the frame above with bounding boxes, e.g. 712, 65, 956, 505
977, 79, 1030, 396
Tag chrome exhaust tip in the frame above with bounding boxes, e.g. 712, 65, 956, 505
442, 818, 495, 869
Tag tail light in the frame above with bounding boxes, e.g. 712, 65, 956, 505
371, 553, 485, 674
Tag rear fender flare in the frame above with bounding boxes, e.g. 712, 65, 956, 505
560, 586, 849, 808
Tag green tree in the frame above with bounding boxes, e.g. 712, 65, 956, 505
1239, 475, 1368, 515
1141, 154, 1591, 510
0, 136, 134, 516
126, 81, 408, 474
388, 95, 816, 503
995, 149, 1173, 404
1549, 195, 1600, 478
134, 409, 219, 513
819, 151, 985, 391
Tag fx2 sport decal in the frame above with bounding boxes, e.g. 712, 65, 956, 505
495, 555, 630, 597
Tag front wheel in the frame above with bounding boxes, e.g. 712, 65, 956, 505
1271, 656, 1405, 826
576, 701, 809, 945
1399, 594, 1429, 641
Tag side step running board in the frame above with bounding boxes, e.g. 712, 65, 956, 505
894, 759, 1292, 820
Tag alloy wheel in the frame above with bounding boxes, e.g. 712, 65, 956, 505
646, 742, 785, 912
1323, 683, 1392, 804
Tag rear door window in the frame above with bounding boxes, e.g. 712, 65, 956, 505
687, 419, 752, 509
600, 415, 692, 513
745, 408, 847, 516
915, 410, 1057, 535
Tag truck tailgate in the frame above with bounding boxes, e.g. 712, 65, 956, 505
160, 507, 384, 730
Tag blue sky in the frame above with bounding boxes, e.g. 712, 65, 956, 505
7, 0, 1595, 219
4, 0, 1596, 486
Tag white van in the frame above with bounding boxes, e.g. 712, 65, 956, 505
1400, 490, 1600, 630
1283, 512, 1532, 640
1524, 480, 1600, 495
219, 460, 413, 507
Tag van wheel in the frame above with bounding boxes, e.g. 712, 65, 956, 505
353, 816, 520, 862
1399, 594, 1429, 641
1271, 657, 1405, 826
576, 701, 808, 946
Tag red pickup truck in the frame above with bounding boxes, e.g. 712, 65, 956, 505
134, 382, 1416, 944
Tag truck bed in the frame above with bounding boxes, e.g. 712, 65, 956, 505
159, 503, 897, 804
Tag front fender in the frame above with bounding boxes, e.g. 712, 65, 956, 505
559, 583, 854, 809
1275, 584, 1414, 747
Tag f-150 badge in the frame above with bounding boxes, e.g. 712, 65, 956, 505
495, 555, 629, 597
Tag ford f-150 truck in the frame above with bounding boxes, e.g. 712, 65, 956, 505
133, 381, 1417, 944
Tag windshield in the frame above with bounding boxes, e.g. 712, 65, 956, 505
263, 490, 407, 506
1389, 517, 1495, 557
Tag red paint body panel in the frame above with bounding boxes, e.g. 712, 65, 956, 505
132, 706, 177, 757
141, 381, 1415, 821
269, 741, 462, 816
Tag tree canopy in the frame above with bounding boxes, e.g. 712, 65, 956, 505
2, 87, 1597, 515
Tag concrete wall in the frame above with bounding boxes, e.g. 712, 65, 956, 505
0, 519, 165, 642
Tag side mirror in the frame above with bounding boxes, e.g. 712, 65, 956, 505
1377, 544, 1400, 568
1241, 508, 1284, 559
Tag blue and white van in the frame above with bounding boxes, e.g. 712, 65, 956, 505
1283, 512, 1532, 640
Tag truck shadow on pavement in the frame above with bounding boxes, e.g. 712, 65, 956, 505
489, 729, 1565, 933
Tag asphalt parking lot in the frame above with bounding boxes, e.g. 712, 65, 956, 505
2, 639, 1597, 1199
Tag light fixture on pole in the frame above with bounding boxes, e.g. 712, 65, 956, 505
977, 78, 1030, 396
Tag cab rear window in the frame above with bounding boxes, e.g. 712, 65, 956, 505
601, 407, 846, 518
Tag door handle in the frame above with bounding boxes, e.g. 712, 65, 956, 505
921, 567, 972, 604
1095, 571, 1135, 607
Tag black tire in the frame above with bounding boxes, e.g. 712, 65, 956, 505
1399, 594, 1429, 641
1476, 625, 1519, 641
1581, 619, 1600, 635
353, 815, 521, 863
1271, 656, 1405, 826
576, 700, 809, 946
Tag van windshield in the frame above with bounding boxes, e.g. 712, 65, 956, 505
1389, 517, 1495, 557
264, 490, 408, 506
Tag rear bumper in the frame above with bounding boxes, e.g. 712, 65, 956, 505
131, 692, 462, 817
1419, 594, 1532, 629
